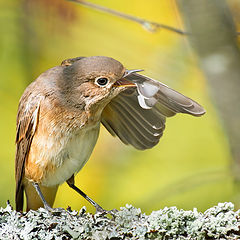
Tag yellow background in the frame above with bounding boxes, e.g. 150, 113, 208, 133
0, 0, 233, 214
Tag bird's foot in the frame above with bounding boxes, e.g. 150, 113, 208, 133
107, 208, 118, 215
95, 206, 118, 217
44, 204, 65, 216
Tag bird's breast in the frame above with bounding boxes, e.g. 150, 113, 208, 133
26, 122, 100, 187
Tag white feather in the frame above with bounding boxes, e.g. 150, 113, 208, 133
137, 95, 151, 109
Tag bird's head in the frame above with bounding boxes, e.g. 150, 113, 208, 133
59, 56, 141, 111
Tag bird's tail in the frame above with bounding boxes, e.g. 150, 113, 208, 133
15, 183, 24, 212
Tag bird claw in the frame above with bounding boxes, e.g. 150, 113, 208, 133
108, 208, 118, 215
95, 207, 118, 217
95, 206, 107, 215
44, 205, 65, 215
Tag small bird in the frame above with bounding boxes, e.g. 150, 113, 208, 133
15, 56, 205, 212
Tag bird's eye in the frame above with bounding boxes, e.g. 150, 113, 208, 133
95, 77, 109, 87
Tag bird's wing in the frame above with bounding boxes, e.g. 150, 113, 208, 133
127, 73, 206, 116
15, 92, 41, 211
101, 88, 166, 150
101, 73, 205, 150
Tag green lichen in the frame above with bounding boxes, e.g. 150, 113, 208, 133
0, 202, 239, 239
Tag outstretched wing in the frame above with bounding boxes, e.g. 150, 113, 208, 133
127, 73, 206, 116
101, 73, 205, 150
15, 90, 41, 211
101, 88, 166, 150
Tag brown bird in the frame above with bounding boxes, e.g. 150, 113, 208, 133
15, 56, 205, 212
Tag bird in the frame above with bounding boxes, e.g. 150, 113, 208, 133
15, 56, 205, 212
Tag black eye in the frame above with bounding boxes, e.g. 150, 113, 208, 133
95, 77, 109, 87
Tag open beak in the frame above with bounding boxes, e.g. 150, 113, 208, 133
114, 69, 144, 87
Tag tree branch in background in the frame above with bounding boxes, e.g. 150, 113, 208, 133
177, 0, 240, 189
67, 0, 187, 35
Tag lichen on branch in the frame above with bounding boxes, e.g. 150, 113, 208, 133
0, 202, 239, 239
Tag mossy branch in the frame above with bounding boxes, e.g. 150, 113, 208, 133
1, 202, 240, 239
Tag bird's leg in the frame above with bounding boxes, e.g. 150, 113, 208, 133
32, 182, 63, 213
66, 175, 107, 214
32, 182, 54, 211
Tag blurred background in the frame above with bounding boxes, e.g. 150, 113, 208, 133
0, 0, 239, 214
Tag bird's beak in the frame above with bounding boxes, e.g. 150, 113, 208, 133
113, 69, 144, 88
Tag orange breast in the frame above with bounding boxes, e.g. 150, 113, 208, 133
24, 129, 57, 183
24, 98, 100, 185
24, 101, 70, 183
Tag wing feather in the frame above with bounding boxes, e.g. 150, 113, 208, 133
102, 89, 166, 150
15, 94, 41, 211
128, 73, 206, 116
101, 73, 205, 150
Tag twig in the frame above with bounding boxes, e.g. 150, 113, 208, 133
67, 0, 188, 35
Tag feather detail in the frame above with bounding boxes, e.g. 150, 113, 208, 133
102, 89, 165, 150
126, 73, 206, 116
101, 72, 205, 150
15, 98, 41, 211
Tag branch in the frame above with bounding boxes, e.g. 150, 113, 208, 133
1, 202, 240, 239
67, 0, 187, 35
177, 0, 240, 183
